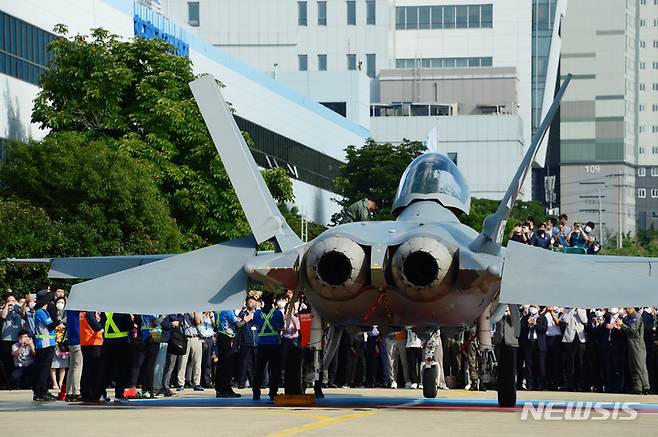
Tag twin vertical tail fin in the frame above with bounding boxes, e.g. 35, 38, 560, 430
189, 74, 303, 251
470, 74, 572, 254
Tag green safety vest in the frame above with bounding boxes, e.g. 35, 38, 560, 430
104, 312, 128, 339
258, 308, 279, 337
34, 310, 55, 341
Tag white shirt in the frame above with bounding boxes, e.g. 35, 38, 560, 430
545, 312, 562, 337
406, 328, 422, 348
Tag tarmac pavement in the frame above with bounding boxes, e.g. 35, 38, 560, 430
1, 387, 658, 436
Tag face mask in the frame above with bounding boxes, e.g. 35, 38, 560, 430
56, 303, 65, 311
595, 310, 604, 317
645, 307, 653, 313
585, 226, 592, 233
28, 302, 36, 309
276, 300, 286, 309
609, 308, 619, 315
529, 307, 538, 315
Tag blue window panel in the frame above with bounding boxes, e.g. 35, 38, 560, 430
431, 6, 443, 29
318, 1, 327, 25
419, 7, 430, 29
298, 54, 308, 71
443, 6, 455, 28
298, 1, 308, 26
366, 53, 376, 78
406, 6, 418, 29
396, 7, 405, 29
347, 1, 356, 25
456, 6, 468, 28
468, 5, 480, 28
9, 15, 15, 54
481, 5, 493, 28
366, 0, 376, 25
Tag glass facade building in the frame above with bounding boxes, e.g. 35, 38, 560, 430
396, 4, 493, 30
0, 11, 55, 86
531, 0, 558, 133
396, 56, 493, 69
235, 116, 342, 192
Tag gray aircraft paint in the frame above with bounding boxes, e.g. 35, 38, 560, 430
17, 73, 658, 327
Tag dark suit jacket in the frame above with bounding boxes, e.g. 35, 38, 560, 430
522, 312, 548, 352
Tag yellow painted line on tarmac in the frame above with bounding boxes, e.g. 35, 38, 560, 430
268, 410, 379, 437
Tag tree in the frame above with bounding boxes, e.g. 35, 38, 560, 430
32, 26, 292, 248
0, 133, 182, 256
461, 198, 548, 242
332, 138, 427, 223
602, 230, 658, 257
0, 199, 70, 295
331, 137, 548, 240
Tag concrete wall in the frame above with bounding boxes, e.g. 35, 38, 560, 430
378, 66, 518, 115
559, 0, 638, 237
560, 163, 635, 244
275, 70, 371, 129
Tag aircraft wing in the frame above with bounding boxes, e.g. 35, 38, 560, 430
66, 236, 256, 314
189, 75, 303, 251
4, 255, 172, 279
471, 74, 572, 254
500, 242, 658, 307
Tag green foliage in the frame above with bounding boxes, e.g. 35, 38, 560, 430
332, 138, 427, 223
331, 138, 547, 238
280, 205, 327, 240
0, 133, 182, 256
262, 167, 295, 204
602, 230, 658, 256
0, 199, 68, 295
461, 198, 548, 242
32, 26, 293, 248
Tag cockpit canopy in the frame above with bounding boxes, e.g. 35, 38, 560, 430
392, 152, 470, 215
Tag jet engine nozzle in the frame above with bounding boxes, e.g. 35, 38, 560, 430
304, 236, 368, 300
391, 237, 455, 301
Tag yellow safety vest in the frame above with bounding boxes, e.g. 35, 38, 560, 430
104, 312, 128, 339
258, 308, 279, 337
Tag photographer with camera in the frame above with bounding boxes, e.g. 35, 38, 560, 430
551, 214, 572, 247
567, 222, 592, 249
529, 222, 552, 249
1, 294, 24, 388
11, 329, 35, 388
508, 223, 528, 244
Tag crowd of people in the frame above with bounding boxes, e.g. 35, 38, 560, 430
1, 281, 657, 401
508, 213, 601, 254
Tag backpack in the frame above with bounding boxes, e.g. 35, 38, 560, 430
167, 325, 188, 356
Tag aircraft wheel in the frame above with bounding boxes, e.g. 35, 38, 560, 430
422, 365, 438, 398
496, 346, 516, 408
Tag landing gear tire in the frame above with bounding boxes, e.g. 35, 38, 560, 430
496, 346, 516, 408
422, 365, 438, 399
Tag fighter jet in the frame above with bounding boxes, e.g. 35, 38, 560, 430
14, 73, 658, 407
